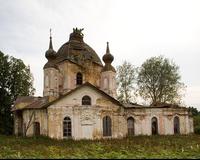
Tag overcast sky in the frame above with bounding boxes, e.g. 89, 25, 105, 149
0, 0, 200, 109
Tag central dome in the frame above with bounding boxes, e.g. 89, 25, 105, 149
56, 28, 103, 66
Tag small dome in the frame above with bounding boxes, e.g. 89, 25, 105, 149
103, 52, 114, 64
101, 42, 116, 72
44, 31, 57, 69
45, 35, 57, 60
45, 49, 56, 60
102, 42, 114, 64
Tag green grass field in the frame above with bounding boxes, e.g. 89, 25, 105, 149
0, 135, 200, 159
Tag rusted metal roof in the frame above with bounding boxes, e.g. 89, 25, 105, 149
12, 85, 188, 111
43, 29, 103, 70
123, 102, 187, 110
12, 96, 42, 111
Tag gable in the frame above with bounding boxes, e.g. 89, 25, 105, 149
49, 85, 122, 109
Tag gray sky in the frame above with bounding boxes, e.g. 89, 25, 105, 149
0, 0, 200, 109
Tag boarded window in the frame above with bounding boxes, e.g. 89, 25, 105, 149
151, 117, 158, 135
63, 117, 72, 138
76, 72, 83, 85
127, 117, 135, 136
174, 116, 180, 134
82, 95, 91, 105
103, 116, 112, 137
33, 122, 40, 136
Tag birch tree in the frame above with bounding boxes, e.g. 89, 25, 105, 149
116, 61, 136, 103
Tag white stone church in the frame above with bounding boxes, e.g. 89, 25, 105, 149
12, 28, 194, 139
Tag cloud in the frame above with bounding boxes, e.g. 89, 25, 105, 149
185, 85, 200, 108
0, 0, 200, 109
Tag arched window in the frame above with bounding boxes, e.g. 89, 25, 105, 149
127, 117, 135, 136
55, 76, 57, 89
151, 117, 158, 135
45, 75, 49, 87
112, 77, 115, 88
82, 95, 91, 105
174, 116, 180, 134
63, 117, 72, 138
104, 78, 108, 89
103, 116, 112, 137
76, 72, 83, 85
33, 122, 40, 136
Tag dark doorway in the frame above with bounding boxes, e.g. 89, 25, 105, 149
151, 117, 158, 135
174, 116, 180, 134
127, 117, 135, 136
16, 111, 23, 136
33, 122, 40, 136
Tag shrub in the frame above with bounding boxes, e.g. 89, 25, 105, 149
193, 116, 200, 134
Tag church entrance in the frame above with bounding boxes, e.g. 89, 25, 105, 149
174, 116, 180, 134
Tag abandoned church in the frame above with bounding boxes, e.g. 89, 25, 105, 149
12, 28, 194, 139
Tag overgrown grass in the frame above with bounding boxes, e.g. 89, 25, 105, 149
0, 134, 200, 159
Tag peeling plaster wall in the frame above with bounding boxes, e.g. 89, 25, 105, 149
57, 61, 102, 94
17, 104, 193, 139
22, 109, 48, 137
100, 71, 117, 98
47, 86, 123, 140
124, 108, 194, 136
43, 68, 60, 97
16, 85, 193, 139
46, 86, 194, 140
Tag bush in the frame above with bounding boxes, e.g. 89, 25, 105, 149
194, 126, 200, 134
193, 116, 200, 134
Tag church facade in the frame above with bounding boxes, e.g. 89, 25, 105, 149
12, 28, 194, 139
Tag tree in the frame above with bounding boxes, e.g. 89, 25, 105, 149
188, 106, 200, 134
116, 61, 136, 103
188, 106, 200, 116
137, 55, 185, 105
0, 51, 35, 135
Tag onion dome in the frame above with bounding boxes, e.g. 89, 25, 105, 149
44, 29, 58, 70
45, 29, 56, 60
101, 42, 116, 72
103, 42, 114, 64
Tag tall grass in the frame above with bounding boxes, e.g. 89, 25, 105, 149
0, 135, 200, 158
